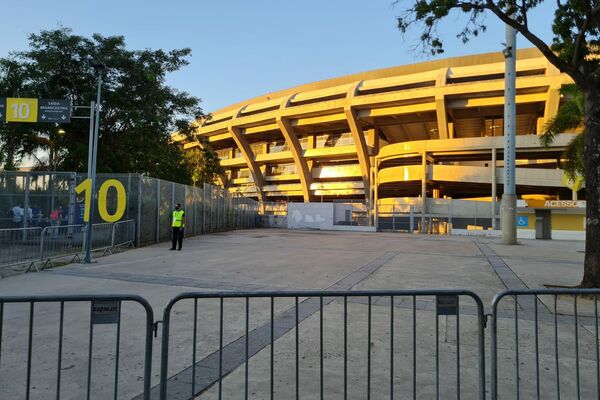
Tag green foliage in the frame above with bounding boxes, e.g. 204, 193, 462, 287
540, 85, 583, 146
539, 84, 585, 180
183, 135, 226, 187
0, 27, 204, 184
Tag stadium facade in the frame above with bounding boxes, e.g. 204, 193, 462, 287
174, 48, 585, 236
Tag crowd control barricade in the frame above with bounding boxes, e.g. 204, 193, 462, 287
0, 294, 153, 400
112, 219, 136, 250
89, 222, 114, 255
158, 289, 486, 400
491, 288, 600, 400
0, 227, 42, 270
39, 224, 86, 267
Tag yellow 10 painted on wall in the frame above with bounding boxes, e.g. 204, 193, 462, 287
75, 179, 127, 223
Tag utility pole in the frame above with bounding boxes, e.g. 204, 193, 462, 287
501, 25, 517, 244
83, 58, 106, 263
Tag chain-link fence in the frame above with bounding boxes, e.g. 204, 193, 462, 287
0, 171, 260, 250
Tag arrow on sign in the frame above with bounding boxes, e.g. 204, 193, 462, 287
41, 114, 47, 120
61, 115, 66, 120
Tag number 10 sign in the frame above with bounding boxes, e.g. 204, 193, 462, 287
0, 97, 71, 123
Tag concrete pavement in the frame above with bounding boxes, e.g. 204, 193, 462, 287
0, 229, 589, 399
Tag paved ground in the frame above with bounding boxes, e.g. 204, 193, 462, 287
0, 229, 590, 399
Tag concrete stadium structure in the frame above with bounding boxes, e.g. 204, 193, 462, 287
175, 48, 585, 236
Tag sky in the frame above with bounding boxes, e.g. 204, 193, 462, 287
0, 0, 557, 113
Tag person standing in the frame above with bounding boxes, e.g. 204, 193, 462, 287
10, 204, 24, 228
170, 203, 185, 251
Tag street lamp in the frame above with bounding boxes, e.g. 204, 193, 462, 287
83, 57, 106, 264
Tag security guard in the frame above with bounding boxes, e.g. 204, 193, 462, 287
170, 203, 185, 251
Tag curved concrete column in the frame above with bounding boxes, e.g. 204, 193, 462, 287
344, 81, 371, 204
435, 68, 450, 140
276, 94, 313, 202
228, 107, 266, 202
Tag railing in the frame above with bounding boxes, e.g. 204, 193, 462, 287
40, 224, 86, 267
112, 219, 136, 249
0, 227, 43, 269
158, 289, 486, 400
491, 288, 600, 400
0, 220, 137, 271
1, 288, 599, 399
0, 294, 153, 400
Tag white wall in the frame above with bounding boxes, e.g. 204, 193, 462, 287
288, 203, 334, 230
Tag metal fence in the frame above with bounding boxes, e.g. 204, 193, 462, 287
0, 171, 260, 267
0, 294, 154, 400
0, 227, 43, 270
158, 289, 486, 400
3, 288, 600, 399
0, 220, 136, 270
491, 288, 600, 400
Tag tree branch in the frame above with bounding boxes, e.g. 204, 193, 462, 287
572, 10, 591, 67
484, 0, 585, 84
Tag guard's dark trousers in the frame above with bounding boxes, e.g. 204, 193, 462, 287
171, 227, 184, 250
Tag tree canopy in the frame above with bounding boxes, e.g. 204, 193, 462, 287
0, 27, 208, 184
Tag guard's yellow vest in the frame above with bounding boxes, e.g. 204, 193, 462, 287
172, 210, 184, 228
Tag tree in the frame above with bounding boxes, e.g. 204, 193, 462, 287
0, 27, 203, 184
540, 84, 585, 181
396, 0, 600, 287
178, 122, 228, 188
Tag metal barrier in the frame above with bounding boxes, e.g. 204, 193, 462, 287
1, 288, 599, 398
0, 227, 42, 270
491, 288, 600, 400
0, 294, 153, 400
39, 224, 86, 268
89, 222, 114, 255
0, 220, 138, 271
112, 219, 136, 250
158, 289, 486, 400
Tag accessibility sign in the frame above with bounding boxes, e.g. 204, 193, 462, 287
38, 99, 71, 123
517, 216, 529, 227
91, 300, 121, 324
0, 97, 72, 123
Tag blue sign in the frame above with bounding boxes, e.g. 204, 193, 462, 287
517, 216, 529, 227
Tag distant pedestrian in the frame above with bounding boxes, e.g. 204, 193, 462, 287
9, 204, 24, 228
50, 207, 60, 236
170, 203, 185, 251
31, 205, 41, 226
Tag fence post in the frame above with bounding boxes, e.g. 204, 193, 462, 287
126, 173, 131, 220
201, 184, 206, 234
409, 205, 414, 232
137, 176, 142, 246
392, 205, 396, 231
39, 227, 47, 262
22, 173, 31, 243
193, 187, 197, 236
155, 179, 161, 244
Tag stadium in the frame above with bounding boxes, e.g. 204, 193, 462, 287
175, 48, 584, 237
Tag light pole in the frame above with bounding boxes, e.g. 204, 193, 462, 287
501, 26, 517, 244
83, 58, 106, 263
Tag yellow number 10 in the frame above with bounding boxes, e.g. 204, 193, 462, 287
75, 179, 127, 223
